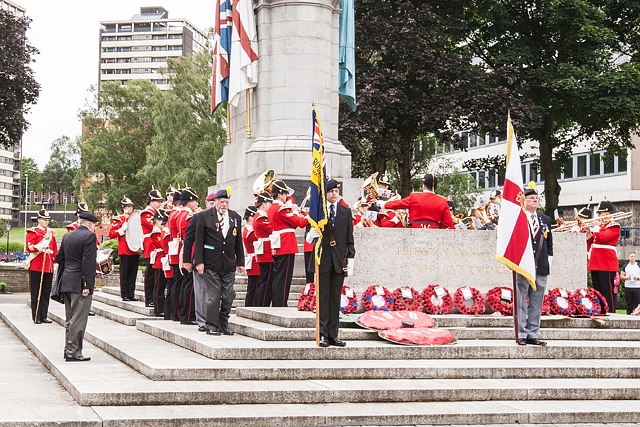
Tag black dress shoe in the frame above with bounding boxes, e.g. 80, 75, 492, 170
198, 326, 206, 332
180, 320, 197, 325
145, 302, 154, 307
122, 297, 131, 302
206, 326, 221, 336
65, 354, 91, 362
329, 337, 346, 347
319, 336, 330, 347
88, 312, 95, 316
156, 312, 165, 318
130, 297, 139, 302
41, 318, 52, 324
517, 339, 527, 346
35, 319, 42, 324
526, 338, 547, 346
220, 326, 234, 336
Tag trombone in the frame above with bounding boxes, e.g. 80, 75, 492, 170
552, 211, 632, 232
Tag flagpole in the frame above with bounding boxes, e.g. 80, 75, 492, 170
512, 270, 519, 343
315, 260, 320, 346
226, 102, 231, 144
245, 89, 252, 138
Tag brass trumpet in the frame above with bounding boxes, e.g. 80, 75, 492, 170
553, 211, 633, 232
359, 172, 380, 203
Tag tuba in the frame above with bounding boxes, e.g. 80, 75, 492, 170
253, 170, 277, 194
359, 172, 380, 203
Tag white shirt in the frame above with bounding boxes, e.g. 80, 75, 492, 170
624, 262, 640, 289
218, 211, 229, 237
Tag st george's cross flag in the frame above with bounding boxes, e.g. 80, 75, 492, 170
211, 0, 233, 113
495, 114, 537, 290
228, 0, 259, 107
308, 106, 329, 264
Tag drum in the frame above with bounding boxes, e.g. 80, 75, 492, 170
125, 210, 144, 252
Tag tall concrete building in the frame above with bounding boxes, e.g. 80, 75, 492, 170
1, 0, 27, 226
98, 6, 207, 91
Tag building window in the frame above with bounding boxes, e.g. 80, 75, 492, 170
577, 155, 587, 177
118, 35, 132, 41
118, 47, 132, 52
102, 36, 116, 41
563, 159, 573, 179
153, 34, 167, 40
618, 156, 628, 173
603, 157, 615, 174
169, 45, 182, 51
589, 153, 601, 176
119, 24, 132, 32
168, 34, 182, 39
135, 22, 152, 32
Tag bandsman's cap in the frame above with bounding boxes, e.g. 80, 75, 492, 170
148, 189, 163, 202
121, 196, 134, 207
423, 173, 438, 191
172, 188, 182, 203
79, 211, 99, 222
271, 180, 288, 196
244, 205, 258, 220
378, 174, 391, 187
165, 185, 176, 196
256, 192, 273, 207
153, 208, 168, 222
597, 200, 615, 214
180, 187, 198, 203
326, 179, 340, 192
37, 209, 51, 220
76, 202, 89, 215
578, 206, 592, 219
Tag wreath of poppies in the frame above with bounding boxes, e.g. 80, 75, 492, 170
587, 288, 609, 314
486, 286, 514, 316
391, 287, 423, 311
541, 294, 552, 316
362, 284, 394, 311
421, 284, 453, 315
296, 282, 316, 312
340, 285, 358, 314
454, 286, 486, 315
572, 288, 602, 317
546, 288, 576, 316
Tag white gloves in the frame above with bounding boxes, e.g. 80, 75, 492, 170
347, 258, 354, 276
119, 221, 128, 235
548, 256, 553, 268
305, 228, 321, 244
34, 239, 49, 252
376, 200, 387, 209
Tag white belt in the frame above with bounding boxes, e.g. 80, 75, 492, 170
272, 228, 295, 236
258, 237, 270, 242
592, 244, 616, 251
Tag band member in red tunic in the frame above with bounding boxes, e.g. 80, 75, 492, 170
379, 173, 454, 229
108, 197, 140, 301
141, 189, 163, 308
66, 203, 90, 232
586, 200, 621, 313
176, 187, 199, 325
26, 209, 58, 323
148, 208, 168, 317
253, 192, 274, 307
242, 205, 260, 307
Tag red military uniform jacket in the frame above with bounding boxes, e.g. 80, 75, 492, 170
109, 214, 138, 256
253, 210, 274, 263
587, 221, 621, 272
26, 227, 57, 273
242, 226, 260, 276
140, 206, 156, 259
160, 227, 173, 278
148, 225, 164, 269
385, 191, 454, 229
380, 210, 405, 228
167, 207, 182, 265
268, 200, 308, 256
66, 222, 79, 232
177, 207, 194, 264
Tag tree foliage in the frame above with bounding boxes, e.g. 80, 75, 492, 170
0, 10, 40, 148
41, 135, 79, 195
464, 0, 640, 214
21, 156, 41, 193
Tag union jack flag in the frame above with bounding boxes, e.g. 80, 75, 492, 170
211, 0, 233, 113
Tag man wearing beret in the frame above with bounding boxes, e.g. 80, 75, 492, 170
56, 211, 99, 361
193, 188, 244, 336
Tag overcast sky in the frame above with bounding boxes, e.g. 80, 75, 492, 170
17, 1, 214, 169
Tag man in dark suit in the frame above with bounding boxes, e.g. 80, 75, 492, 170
516, 185, 553, 346
193, 188, 244, 336
307, 179, 355, 347
55, 211, 99, 362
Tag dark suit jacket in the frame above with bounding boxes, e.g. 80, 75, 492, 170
193, 208, 244, 272
531, 211, 553, 276
55, 225, 97, 294
317, 203, 356, 274
182, 210, 201, 264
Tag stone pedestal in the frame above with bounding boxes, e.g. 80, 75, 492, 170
215, 0, 352, 211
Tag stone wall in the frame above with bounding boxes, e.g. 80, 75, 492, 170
0, 266, 29, 292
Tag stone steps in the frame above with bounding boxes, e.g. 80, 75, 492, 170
90, 300, 161, 326
92, 291, 155, 316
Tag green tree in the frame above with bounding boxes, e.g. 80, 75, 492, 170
0, 10, 40, 148
41, 135, 80, 199
464, 0, 640, 215
143, 46, 225, 199
21, 156, 41, 194
79, 81, 160, 213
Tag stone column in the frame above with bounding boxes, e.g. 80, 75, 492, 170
215, 0, 353, 210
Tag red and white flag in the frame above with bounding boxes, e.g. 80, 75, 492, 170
495, 115, 537, 289
228, 0, 259, 107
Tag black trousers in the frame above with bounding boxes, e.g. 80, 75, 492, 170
119, 254, 139, 300
154, 268, 167, 316
29, 270, 53, 322
179, 270, 195, 321
245, 275, 259, 307
255, 262, 273, 307
271, 254, 295, 307
625, 287, 640, 314
318, 267, 344, 339
592, 270, 616, 313
304, 251, 315, 283
164, 265, 182, 320
143, 258, 157, 304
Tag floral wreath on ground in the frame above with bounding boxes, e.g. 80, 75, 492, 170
587, 288, 609, 314
340, 285, 358, 314
486, 286, 513, 316
296, 282, 316, 312
541, 294, 552, 316
454, 286, 486, 315
362, 284, 394, 311
421, 284, 453, 315
391, 287, 422, 311
546, 288, 576, 316
572, 287, 602, 317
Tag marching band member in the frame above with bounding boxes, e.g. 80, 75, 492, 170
380, 173, 454, 229
26, 209, 58, 324
176, 187, 199, 325
108, 197, 140, 302
166, 188, 184, 320
253, 192, 274, 307
268, 180, 309, 307
66, 202, 90, 232
149, 208, 168, 317
242, 205, 260, 307
377, 173, 394, 201
162, 185, 176, 210
141, 189, 163, 308
586, 200, 620, 313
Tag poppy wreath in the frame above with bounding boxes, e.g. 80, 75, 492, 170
486, 286, 514, 316
546, 288, 576, 316
572, 288, 602, 317
541, 294, 552, 316
421, 284, 453, 315
587, 288, 609, 314
391, 287, 423, 311
296, 282, 316, 312
340, 285, 359, 314
362, 284, 394, 311
454, 286, 486, 315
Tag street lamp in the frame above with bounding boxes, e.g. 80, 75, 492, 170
5, 222, 11, 259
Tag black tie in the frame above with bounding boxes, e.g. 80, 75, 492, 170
330, 204, 335, 226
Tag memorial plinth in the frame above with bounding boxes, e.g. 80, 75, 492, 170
344, 229, 587, 295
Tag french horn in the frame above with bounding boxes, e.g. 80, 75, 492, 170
253, 170, 277, 194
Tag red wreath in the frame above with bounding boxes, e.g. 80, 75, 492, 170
486, 286, 513, 316
391, 287, 422, 311
421, 284, 453, 315
587, 288, 609, 314
546, 288, 576, 316
572, 288, 602, 317
361, 284, 394, 311
541, 294, 552, 316
340, 285, 358, 314
296, 282, 316, 312
454, 286, 486, 315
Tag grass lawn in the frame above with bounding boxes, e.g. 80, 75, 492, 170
6, 227, 69, 248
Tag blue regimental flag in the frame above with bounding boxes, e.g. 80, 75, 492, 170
338, 0, 355, 111
309, 107, 328, 263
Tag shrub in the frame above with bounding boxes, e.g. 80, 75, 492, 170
101, 239, 119, 265
0, 282, 6, 292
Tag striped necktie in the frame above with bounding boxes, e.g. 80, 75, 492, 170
330, 203, 335, 226
531, 213, 539, 236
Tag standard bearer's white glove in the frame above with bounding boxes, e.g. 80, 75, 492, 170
376, 200, 387, 209
548, 256, 553, 268
347, 258, 354, 276
34, 239, 49, 252
119, 221, 128, 235
305, 228, 321, 244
